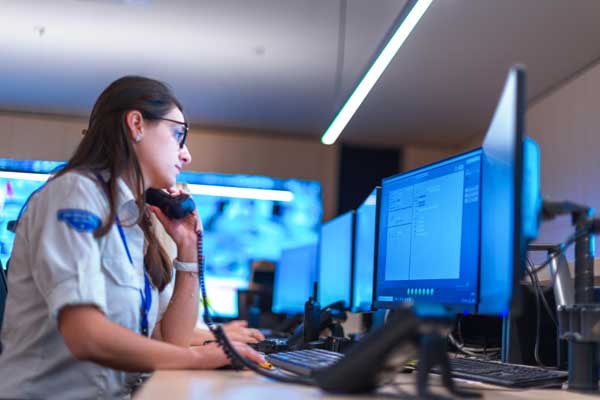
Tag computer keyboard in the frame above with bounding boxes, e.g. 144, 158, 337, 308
266, 349, 344, 376
443, 358, 568, 388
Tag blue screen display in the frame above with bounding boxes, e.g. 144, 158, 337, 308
318, 211, 354, 309
352, 188, 378, 312
0, 158, 322, 318
374, 149, 481, 312
272, 242, 318, 314
0, 159, 63, 269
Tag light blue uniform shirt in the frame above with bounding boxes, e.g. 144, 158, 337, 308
0, 171, 173, 399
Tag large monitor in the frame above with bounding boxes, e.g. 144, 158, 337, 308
352, 188, 380, 312
271, 242, 318, 314
373, 149, 482, 314
479, 66, 529, 316
318, 211, 355, 309
0, 158, 323, 318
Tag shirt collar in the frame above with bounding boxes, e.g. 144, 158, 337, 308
97, 170, 140, 225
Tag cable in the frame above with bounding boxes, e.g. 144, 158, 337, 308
526, 257, 558, 328
526, 267, 547, 368
450, 316, 500, 360
448, 332, 498, 359
195, 232, 313, 385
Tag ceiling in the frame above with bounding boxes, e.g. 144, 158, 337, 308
1, 0, 600, 147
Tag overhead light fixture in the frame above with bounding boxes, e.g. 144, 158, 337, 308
187, 184, 294, 202
0, 171, 51, 182
321, 0, 433, 145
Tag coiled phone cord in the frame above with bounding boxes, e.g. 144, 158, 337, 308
195, 232, 313, 385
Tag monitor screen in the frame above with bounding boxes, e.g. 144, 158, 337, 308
202, 276, 247, 318
352, 188, 380, 312
374, 149, 482, 313
317, 211, 355, 309
479, 66, 527, 316
271, 242, 318, 314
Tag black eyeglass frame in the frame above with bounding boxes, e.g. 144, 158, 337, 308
153, 117, 189, 148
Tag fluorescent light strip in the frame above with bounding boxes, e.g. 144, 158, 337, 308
321, 0, 433, 145
0, 171, 294, 202
187, 184, 294, 202
0, 171, 51, 182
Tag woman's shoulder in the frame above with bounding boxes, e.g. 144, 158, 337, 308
35, 170, 107, 209
45, 170, 101, 194
52, 169, 98, 183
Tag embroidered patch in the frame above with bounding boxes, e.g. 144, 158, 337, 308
57, 209, 101, 232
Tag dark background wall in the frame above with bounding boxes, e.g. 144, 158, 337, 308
336, 144, 402, 216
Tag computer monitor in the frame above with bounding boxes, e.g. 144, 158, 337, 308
318, 211, 355, 309
351, 188, 380, 312
373, 148, 482, 314
271, 242, 318, 314
201, 276, 247, 318
478, 66, 530, 316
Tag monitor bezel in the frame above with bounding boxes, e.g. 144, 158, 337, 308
478, 66, 526, 317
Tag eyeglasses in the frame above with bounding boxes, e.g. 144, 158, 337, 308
154, 117, 188, 149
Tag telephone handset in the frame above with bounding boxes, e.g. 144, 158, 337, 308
145, 188, 196, 219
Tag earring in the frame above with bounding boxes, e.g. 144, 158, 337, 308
134, 133, 142, 143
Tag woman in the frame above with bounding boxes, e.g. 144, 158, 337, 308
0, 76, 263, 399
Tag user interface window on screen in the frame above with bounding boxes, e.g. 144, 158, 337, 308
376, 151, 481, 308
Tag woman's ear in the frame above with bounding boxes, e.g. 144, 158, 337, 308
125, 110, 144, 142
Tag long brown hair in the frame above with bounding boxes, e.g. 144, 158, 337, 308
55, 76, 182, 291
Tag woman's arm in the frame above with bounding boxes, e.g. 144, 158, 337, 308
154, 269, 199, 347
149, 197, 201, 347
59, 305, 264, 371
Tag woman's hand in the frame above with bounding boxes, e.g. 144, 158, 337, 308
148, 187, 202, 262
190, 322, 264, 346
222, 320, 265, 344
191, 341, 266, 369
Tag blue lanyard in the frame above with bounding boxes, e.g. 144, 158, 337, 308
115, 215, 152, 337
96, 174, 152, 336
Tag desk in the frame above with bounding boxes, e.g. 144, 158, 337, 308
134, 369, 599, 399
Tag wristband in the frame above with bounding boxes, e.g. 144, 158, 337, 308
173, 259, 198, 273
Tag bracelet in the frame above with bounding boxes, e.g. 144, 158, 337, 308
173, 259, 198, 273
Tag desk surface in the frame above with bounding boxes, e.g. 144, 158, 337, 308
134, 369, 599, 400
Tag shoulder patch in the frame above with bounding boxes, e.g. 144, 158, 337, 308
57, 209, 101, 232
